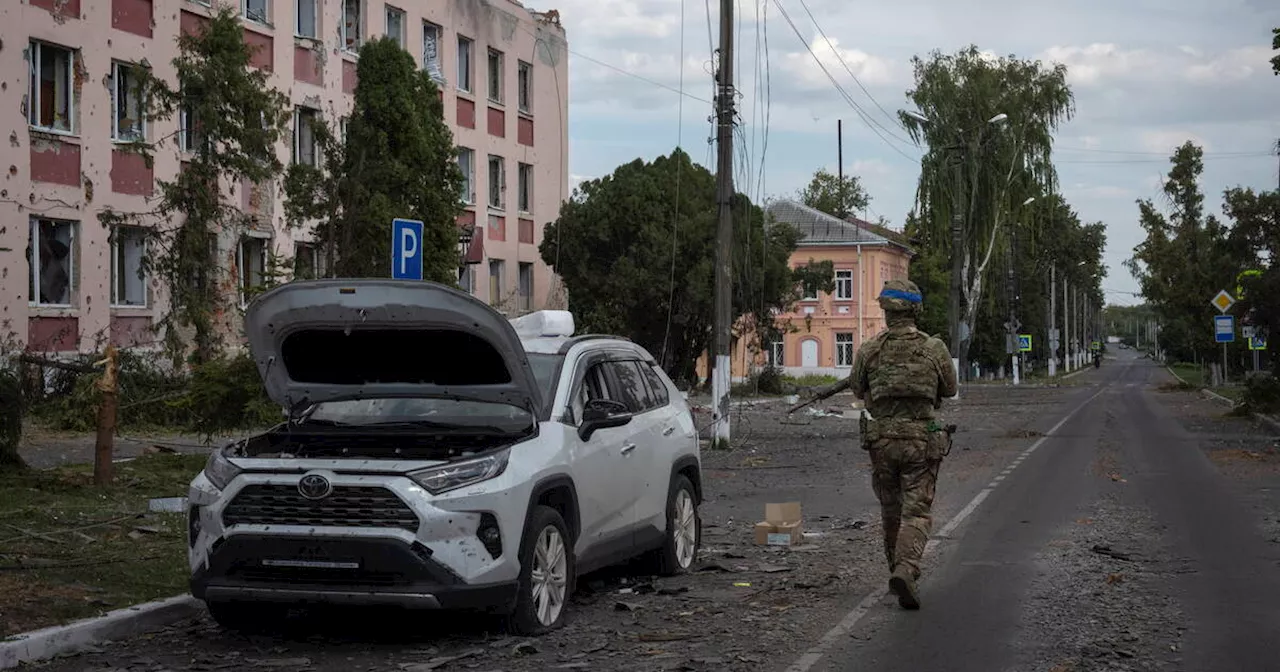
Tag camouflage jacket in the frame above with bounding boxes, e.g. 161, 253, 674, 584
850, 323, 957, 421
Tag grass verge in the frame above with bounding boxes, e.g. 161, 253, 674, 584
0, 452, 204, 638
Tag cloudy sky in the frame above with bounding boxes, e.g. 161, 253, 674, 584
526, 0, 1280, 306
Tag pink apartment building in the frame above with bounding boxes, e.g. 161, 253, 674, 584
0, 0, 569, 354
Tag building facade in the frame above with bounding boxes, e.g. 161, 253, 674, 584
1, 0, 569, 354
701, 199, 915, 383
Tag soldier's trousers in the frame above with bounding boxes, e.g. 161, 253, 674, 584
868, 438, 941, 580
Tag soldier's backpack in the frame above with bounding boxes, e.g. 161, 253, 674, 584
865, 328, 941, 402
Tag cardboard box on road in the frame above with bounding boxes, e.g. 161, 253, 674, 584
753, 502, 803, 547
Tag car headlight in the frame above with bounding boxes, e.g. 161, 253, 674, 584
203, 447, 243, 491
408, 448, 510, 495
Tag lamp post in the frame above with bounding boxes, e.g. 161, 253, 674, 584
903, 109, 1007, 383
1006, 196, 1035, 385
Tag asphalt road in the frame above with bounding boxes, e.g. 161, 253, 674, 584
806, 352, 1280, 672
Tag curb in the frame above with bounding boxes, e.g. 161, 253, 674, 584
0, 594, 202, 669
1163, 366, 1280, 435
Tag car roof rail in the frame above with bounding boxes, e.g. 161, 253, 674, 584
557, 334, 632, 354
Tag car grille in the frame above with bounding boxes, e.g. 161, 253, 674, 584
231, 566, 408, 587
222, 484, 419, 532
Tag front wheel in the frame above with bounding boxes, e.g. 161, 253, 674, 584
508, 505, 574, 636
655, 474, 701, 576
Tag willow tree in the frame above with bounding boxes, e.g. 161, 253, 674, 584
899, 46, 1074, 377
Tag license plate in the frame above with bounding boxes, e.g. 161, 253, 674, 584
262, 559, 360, 570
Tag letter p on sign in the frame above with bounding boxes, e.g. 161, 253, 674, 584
391, 218, 425, 280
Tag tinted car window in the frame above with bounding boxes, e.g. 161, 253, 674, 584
641, 364, 670, 407
608, 361, 651, 413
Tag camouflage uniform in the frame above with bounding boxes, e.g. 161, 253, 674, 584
849, 279, 958, 609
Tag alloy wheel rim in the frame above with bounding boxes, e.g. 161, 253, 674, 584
674, 489, 698, 568
530, 525, 567, 626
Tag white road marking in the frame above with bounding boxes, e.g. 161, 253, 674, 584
783, 386, 1108, 672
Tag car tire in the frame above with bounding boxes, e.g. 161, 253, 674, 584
508, 505, 575, 636
205, 601, 283, 633
655, 474, 700, 576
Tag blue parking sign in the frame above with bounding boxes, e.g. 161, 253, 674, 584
391, 218, 424, 280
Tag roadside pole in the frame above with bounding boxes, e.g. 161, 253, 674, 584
94, 345, 119, 486
710, 0, 735, 449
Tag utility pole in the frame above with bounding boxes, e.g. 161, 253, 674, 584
710, 0, 735, 449
948, 153, 965, 382
837, 120, 844, 218
1049, 265, 1057, 377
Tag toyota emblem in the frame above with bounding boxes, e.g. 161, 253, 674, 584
298, 474, 333, 500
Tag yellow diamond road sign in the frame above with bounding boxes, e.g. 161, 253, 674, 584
1211, 290, 1235, 314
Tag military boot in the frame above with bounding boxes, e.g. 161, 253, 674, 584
888, 566, 920, 610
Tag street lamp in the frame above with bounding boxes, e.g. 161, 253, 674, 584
900, 108, 1008, 381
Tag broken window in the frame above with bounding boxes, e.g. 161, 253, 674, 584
28, 218, 76, 307
518, 262, 533, 312
385, 5, 405, 48
517, 163, 532, 213
487, 48, 504, 103
111, 62, 147, 142
178, 105, 202, 153
242, 0, 268, 23
459, 265, 475, 294
293, 106, 319, 166
457, 147, 475, 204
517, 60, 532, 114
342, 0, 362, 52
296, 0, 317, 37
488, 259, 504, 306
457, 36, 473, 92
487, 155, 505, 209
28, 40, 75, 134
237, 236, 269, 306
294, 241, 322, 280
422, 22, 444, 84
110, 226, 148, 308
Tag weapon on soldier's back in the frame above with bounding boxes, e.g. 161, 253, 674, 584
785, 381, 842, 414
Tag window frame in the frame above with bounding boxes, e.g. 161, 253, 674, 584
517, 262, 533, 312
27, 40, 76, 135
835, 332, 855, 368
292, 105, 319, 166
487, 48, 504, 104
293, 241, 322, 280
384, 5, 405, 48
770, 340, 784, 367
109, 226, 149, 309
835, 269, 853, 300
488, 258, 504, 306
422, 21, 444, 84
295, 0, 318, 38
110, 61, 147, 143
456, 35, 473, 93
457, 147, 475, 204
487, 154, 505, 210
517, 162, 533, 214
28, 217, 77, 308
236, 234, 270, 308
242, 0, 269, 24
341, 0, 363, 53
517, 60, 533, 114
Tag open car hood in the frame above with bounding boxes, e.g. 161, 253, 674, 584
244, 279, 541, 414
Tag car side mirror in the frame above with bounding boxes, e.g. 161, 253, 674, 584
579, 398, 633, 441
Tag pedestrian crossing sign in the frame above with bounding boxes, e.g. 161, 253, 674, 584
1250, 336, 1267, 351
1017, 334, 1032, 352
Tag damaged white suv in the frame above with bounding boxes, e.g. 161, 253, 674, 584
187, 279, 702, 634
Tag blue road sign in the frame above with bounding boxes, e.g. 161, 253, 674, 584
1250, 335, 1267, 351
1017, 334, 1032, 352
1214, 314, 1235, 343
391, 218, 425, 280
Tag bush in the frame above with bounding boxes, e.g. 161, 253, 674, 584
1239, 372, 1280, 415
0, 365, 24, 469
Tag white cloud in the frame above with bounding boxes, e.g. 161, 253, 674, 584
1183, 46, 1273, 83
1038, 43, 1276, 88
777, 36, 901, 92
1140, 130, 1210, 154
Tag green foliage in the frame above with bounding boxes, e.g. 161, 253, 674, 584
792, 259, 836, 299
284, 37, 463, 282
899, 45, 1079, 371
1126, 142, 1244, 366
0, 366, 23, 471
1272, 28, 1279, 75
29, 352, 278, 438
799, 168, 869, 219
100, 6, 290, 367
1240, 372, 1280, 415
540, 149, 801, 385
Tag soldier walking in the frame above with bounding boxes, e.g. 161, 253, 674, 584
789, 279, 957, 609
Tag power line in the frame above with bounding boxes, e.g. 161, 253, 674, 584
660, 0, 691, 367
770, 0, 920, 164
566, 48, 713, 105
794, 0, 912, 146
